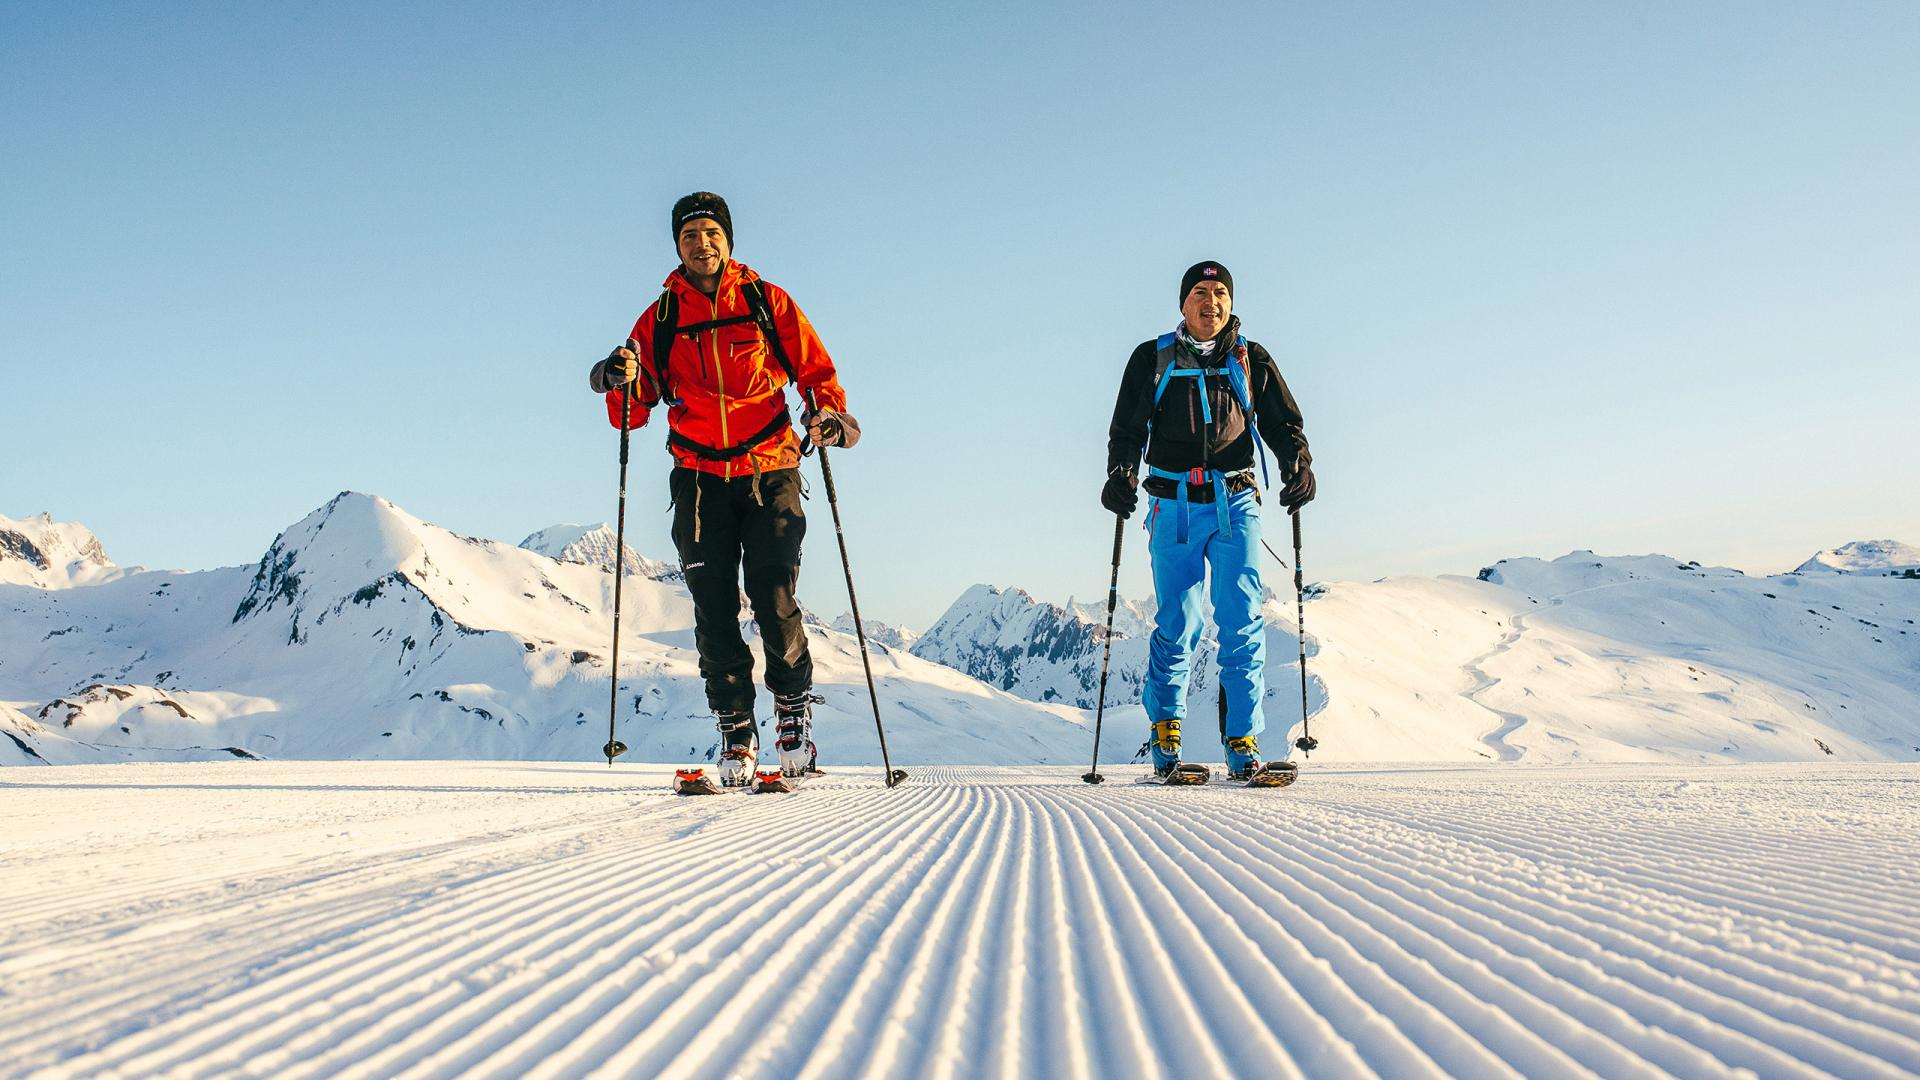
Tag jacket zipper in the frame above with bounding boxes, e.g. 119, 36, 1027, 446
711, 283, 730, 477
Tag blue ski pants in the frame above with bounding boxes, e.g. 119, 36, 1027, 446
1143, 486, 1266, 742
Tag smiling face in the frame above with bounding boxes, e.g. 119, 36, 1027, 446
1181, 280, 1232, 341
676, 218, 731, 281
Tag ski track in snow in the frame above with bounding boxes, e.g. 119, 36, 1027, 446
3, 762, 1919, 1079
1461, 614, 1530, 762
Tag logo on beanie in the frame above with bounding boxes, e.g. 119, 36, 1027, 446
1203, 267, 1218, 276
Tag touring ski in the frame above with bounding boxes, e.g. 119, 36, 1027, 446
671, 767, 727, 796
1150, 762, 1211, 786
751, 768, 805, 794
1237, 761, 1299, 788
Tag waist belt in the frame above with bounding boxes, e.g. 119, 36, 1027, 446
1141, 469, 1256, 503
1145, 466, 1253, 544
667, 409, 792, 462
668, 410, 793, 508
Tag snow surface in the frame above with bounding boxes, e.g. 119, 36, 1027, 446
3, 759, 1917, 1079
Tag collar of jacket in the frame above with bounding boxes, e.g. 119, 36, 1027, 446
662, 260, 761, 305
1175, 314, 1242, 365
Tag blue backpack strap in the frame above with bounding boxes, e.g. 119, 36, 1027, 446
1230, 335, 1272, 490
1150, 332, 1181, 409
1146, 464, 1237, 543
1223, 335, 1254, 409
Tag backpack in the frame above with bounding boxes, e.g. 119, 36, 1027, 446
644, 278, 803, 461
1147, 331, 1271, 490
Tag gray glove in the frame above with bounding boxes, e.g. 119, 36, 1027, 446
590, 338, 641, 392
805, 408, 860, 449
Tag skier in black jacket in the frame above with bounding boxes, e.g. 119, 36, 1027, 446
1103, 261, 1314, 779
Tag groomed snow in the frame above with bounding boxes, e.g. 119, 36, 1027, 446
4, 760, 1917, 1079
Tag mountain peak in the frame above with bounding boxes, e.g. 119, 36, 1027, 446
1795, 540, 1920, 576
518, 522, 677, 581
0, 511, 118, 589
831, 613, 919, 651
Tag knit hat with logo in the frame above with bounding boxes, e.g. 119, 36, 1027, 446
1179, 260, 1232, 304
671, 192, 734, 247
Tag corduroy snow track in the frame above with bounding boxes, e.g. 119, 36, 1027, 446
3, 761, 1918, 1079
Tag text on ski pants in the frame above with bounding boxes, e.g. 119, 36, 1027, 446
1144, 486, 1266, 741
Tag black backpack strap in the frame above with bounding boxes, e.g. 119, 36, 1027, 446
740, 278, 800, 386
651, 278, 803, 414
650, 288, 678, 403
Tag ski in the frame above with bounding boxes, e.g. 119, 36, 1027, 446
1236, 761, 1299, 789
1159, 762, 1212, 786
750, 768, 806, 794
671, 767, 731, 796
752, 765, 829, 794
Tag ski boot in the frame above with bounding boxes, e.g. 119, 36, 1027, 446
1150, 720, 1209, 785
714, 709, 759, 788
1225, 736, 1262, 782
773, 691, 822, 778
1150, 718, 1183, 780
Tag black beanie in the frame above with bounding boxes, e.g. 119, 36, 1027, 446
1179, 260, 1232, 305
671, 192, 733, 247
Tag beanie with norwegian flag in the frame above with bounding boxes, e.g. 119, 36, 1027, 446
1179, 260, 1232, 304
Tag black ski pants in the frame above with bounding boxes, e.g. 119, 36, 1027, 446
669, 466, 812, 714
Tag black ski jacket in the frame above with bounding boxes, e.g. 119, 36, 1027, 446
1107, 321, 1310, 485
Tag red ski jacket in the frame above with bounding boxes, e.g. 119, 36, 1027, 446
605, 261, 846, 479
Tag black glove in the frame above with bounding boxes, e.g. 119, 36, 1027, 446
1279, 463, 1316, 510
1101, 465, 1138, 518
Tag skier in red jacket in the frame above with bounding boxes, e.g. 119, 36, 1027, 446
590, 192, 859, 786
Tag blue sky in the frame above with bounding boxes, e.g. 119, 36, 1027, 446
4, 2, 1916, 628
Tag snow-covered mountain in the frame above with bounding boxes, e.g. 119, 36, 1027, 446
7, 501, 1916, 767
831, 613, 918, 652
0, 513, 123, 589
910, 545, 1919, 764
1794, 539, 1920, 577
0, 493, 1092, 766
910, 583, 1267, 712
518, 522, 680, 582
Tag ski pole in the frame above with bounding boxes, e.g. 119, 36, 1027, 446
1083, 515, 1126, 784
1291, 509, 1318, 756
807, 393, 907, 788
602, 376, 634, 766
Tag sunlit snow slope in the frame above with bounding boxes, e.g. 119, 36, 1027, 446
913, 552, 1920, 764
2, 760, 1916, 1079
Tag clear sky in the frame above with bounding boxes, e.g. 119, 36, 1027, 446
4, 2, 1917, 629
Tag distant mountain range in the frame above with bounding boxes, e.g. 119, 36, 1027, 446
0, 496, 1089, 767
3, 504, 1915, 767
